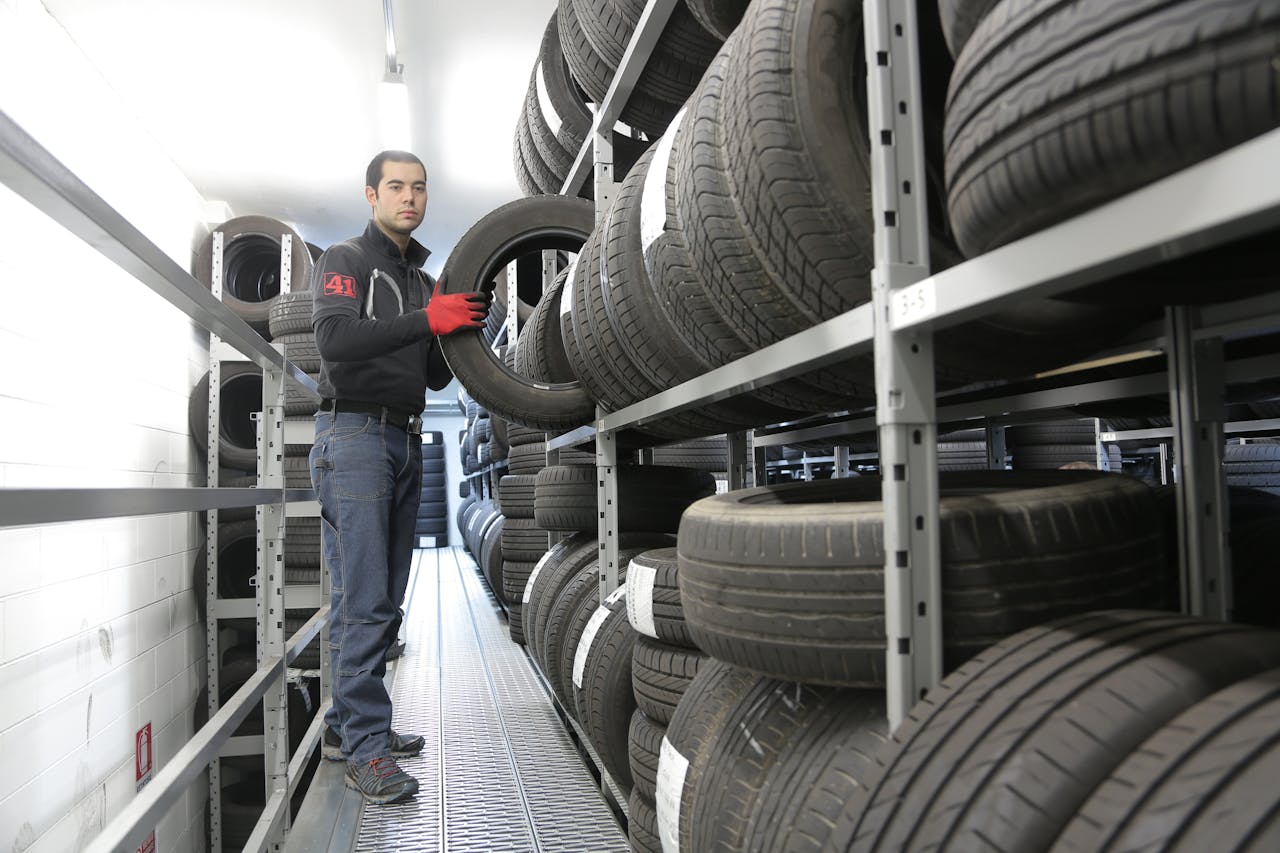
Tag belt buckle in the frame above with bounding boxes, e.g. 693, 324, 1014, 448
407, 414, 423, 435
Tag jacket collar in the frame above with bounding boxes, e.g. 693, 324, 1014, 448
362, 219, 431, 268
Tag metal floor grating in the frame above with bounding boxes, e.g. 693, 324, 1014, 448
348, 546, 630, 853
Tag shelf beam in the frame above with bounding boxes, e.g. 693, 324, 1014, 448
0, 108, 315, 388
0, 487, 315, 529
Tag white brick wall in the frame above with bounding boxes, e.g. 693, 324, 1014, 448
0, 1, 214, 850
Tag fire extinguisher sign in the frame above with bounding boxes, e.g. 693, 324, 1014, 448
136, 831, 156, 853
135, 723, 153, 792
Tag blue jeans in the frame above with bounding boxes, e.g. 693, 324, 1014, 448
310, 411, 421, 764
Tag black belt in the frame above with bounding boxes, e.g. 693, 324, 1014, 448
320, 399, 422, 434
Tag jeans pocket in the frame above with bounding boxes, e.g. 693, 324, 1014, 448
331, 425, 389, 500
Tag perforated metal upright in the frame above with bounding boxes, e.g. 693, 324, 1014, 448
204, 232, 227, 852
865, 0, 943, 728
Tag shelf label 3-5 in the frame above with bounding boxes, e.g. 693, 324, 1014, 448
892, 279, 936, 327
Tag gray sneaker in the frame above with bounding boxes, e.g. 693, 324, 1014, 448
324, 728, 425, 761
344, 756, 419, 804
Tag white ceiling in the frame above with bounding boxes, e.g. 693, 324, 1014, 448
41, 0, 558, 275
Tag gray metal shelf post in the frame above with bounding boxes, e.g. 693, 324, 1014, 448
596, 423, 621, 599
865, 0, 943, 728
1166, 306, 1232, 621
205, 231, 226, 852
727, 432, 749, 491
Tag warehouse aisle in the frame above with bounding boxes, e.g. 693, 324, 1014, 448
287, 547, 629, 853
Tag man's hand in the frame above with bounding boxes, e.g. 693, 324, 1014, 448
425, 278, 490, 336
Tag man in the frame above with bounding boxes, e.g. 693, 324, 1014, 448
309, 150, 488, 803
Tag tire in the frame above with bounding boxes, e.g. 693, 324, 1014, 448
195, 216, 313, 336
937, 0, 1001, 57
741, 691, 891, 853
545, 565, 608, 713
657, 658, 760, 853
828, 610, 1280, 852
572, 584, 637, 792
629, 790, 662, 853
507, 424, 546, 447
684, 0, 750, 41
273, 332, 321, 373
675, 33, 872, 413
649, 436, 730, 473
212, 520, 258, 599
629, 709, 664, 803
497, 474, 537, 519
516, 268, 578, 384
507, 441, 548, 475
677, 471, 1166, 686
945, 0, 1280, 258
284, 374, 321, 417
501, 517, 550, 562
525, 533, 602, 667
267, 289, 314, 338
190, 363, 264, 471
632, 636, 705, 725
284, 517, 321, 568
478, 515, 505, 597
680, 3, 877, 406
502, 559, 540, 605
534, 464, 715, 533
509, 600, 527, 645
1009, 420, 1098, 446
438, 196, 598, 430
1011, 444, 1100, 470
284, 612, 322, 669
689, 678, 886, 853
626, 547, 695, 648
1056, 667, 1280, 852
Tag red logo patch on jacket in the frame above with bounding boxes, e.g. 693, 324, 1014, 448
323, 273, 357, 298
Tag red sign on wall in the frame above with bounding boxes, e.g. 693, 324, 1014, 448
136, 830, 156, 853
136, 723, 153, 791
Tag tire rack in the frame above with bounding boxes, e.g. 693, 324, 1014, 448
0, 109, 328, 851
545, 0, 1280, 730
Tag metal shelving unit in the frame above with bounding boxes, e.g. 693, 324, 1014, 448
0, 107, 328, 852
543, 0, 1280, 731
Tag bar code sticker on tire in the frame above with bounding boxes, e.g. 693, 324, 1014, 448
560, 256, 579, 318
639, 108, 686, 254
627, 562, 658, 639
657, 736, 690, 853
892, 279, 936, 326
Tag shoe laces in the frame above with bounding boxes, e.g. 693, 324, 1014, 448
368, 756, 399, 779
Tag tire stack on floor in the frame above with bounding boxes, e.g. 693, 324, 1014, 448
620, 547, 708, 852
654, 469, 1177, 851
416, 431, 449, 546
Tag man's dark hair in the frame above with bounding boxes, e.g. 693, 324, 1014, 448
365, 150, 426, 192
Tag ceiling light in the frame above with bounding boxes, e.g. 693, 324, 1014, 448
379, 71, 411, 150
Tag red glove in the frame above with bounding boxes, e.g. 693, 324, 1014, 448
425, 279, 490, 336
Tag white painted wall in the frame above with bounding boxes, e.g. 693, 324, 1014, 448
0, 1, 212, 850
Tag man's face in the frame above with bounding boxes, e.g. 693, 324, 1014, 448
366, 160, 427, 238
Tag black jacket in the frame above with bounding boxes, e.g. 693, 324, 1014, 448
311, 220, 452, 413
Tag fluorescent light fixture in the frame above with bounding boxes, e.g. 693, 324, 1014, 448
379, 72, 412, 150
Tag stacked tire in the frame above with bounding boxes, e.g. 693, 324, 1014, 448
655, 470, 1175, 850
1009, 419, 1121, 472
416, 431, 449, 546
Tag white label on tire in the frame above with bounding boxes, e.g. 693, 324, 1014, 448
572, 602, 612, 690
639, 107, 687, 256
627, 562, 658, 638
560, 255, 579, 319
657, 735, 690, 853
522, 548, 556, 605
534, 60, 562, 137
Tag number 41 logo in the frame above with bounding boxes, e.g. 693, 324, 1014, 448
323, 273, 357, 298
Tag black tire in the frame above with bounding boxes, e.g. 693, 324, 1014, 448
284, 374, 321, 417
649, 436, 730, 473
274, 333, 321, 373
478, 515, 505, 597
1011, 444, 1100, 470
545, 565, 608, 713
190, 363, 263, 471
515, 268, 578, 384
525, 533, 602, 666
741, 691, 891, 853
214, 520, 259, 599
284, 517, 321, 568
267, 289, 314, 338
944, 0, 1280, 258
534, 464, 715, 533
573, 584, 637, 792
502, 559, 539, 607
500, 517, 548, 562
629, 790, 662, 853
507, 424, 546, 447
937, 0, 1001, 58
509, 601, 527, 645
438, 196, 597, 430
658, 658, 760, 853
507, 441, 548, 475
195, 216, 313, 336
678, 471, 1166, 686
680, 3, 877, 407
674, 36, 871, 413
690, 679, 886, 853
626, 547, 695, 648
283, 456, 311, 490
284, 612, 322, 669
1056, 667, 1280, 852
828, 611, 1280, 852
684, 0, 750, 41
629, 709, 664, 804
632, 636, 705, 725
1009, 420, 1098, 446
497, 474, 537, 519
